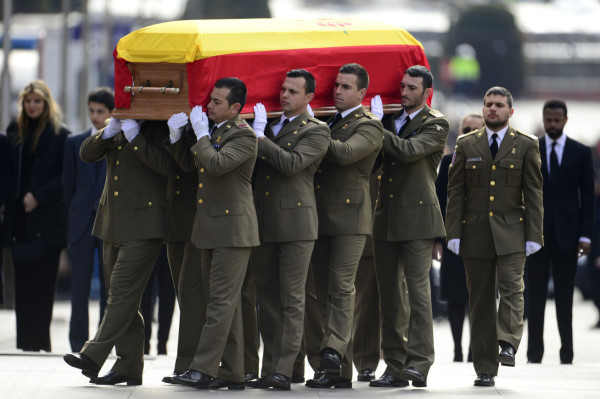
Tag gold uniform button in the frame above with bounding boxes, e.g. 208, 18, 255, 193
490, 181, 496, 186
265, 191, 269, 196
490, 196, 495, 201
388, 178, 393, 182
114, 176, 118, 181
194, 151, 197, 156
116, 161, 120, 165
297, 202, 302, 206
175, 190, 180, 195
200, 168, 204, 173
316, 185, 321, 189
175, 175, 180, 180
114, 191, 119, 197
419, 200, 423, 205
520, 217, 524, 222
389, 194, 394, 198
118, 145, 122, 150
346, 199, 350, 204
287, 143, 291, 147
489, 212, 494, 217
266, 175, 270, 179
462, 220, 466, 224
317, 169, 322, 174
377, 175, 382, 180
134, 146, 138, 151
391, 162, 396, 166
148, 202, 152, 206
261, 155, 266, 160
198, 199, 203, 204
510, 164, 514, 169
225, 210, 230, 214
492, 165, 496, 170
472, 165, 476, 169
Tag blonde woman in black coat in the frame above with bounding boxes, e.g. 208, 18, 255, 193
4, 80, 70, 351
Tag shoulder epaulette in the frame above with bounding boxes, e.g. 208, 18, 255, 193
235, 119, 249, 129
516, 129, 537, 140
308, 117, 327, 125
457, 129, 479, 140
362, 111, 376, 120
429, 109, 445, 118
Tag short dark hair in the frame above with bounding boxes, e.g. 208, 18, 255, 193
484, 86, 513, 108
215, 77, 247, 112
404, 65, 433, 89
88, 86, 114, 111
543, 99, 567, 117
339, 63, 369, 90
286, 69, 316, 94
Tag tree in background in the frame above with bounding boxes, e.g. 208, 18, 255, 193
444, 4, 525, 96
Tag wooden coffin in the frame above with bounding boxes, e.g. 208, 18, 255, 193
113, 18, 431, 120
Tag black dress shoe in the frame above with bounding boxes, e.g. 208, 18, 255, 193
412, 380, 427, 387
162, 372, 180, 384
63, 353, 100, 379
306, 372, 352, 388
313, 368, 325, 380
369, 373, 409, 387
90, 370, 142, 386
474, 373, 495, 387
399, 367, 426, 383
291, 374, 305, 383
173, 369, 212, 388
246, 376, 270, 389
357, 368, 375, 381
265, 373, 291, 390
497, 342, 516, 367
245, 373, 258, 382
208, 378, 245, 390
320, 347, 342, 372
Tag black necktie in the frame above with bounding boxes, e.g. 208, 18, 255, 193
281, 119, 290, 129
329, 113, 342, 127
490, 133, 499, 160
398, 116, 411, 136
550, 141, 559, 180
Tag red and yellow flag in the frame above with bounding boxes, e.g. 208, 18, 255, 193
114, 18, 430, 113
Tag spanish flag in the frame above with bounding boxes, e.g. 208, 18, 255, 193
114, 18, 430, 114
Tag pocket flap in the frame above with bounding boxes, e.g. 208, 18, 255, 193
499, 159, 522, 170
281, 195, 312, 209
209, 201, 244, 216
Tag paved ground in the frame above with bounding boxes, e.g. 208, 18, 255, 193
1, 292, 600, 398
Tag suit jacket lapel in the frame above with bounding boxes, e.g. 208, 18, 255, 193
539, 137, 549, 183
400, 106, 430, 139
494, 126, 518, 161
474, 130, 493, 162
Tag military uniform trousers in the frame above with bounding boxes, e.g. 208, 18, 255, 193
464, 252, 526, 376
173, 240, 206, 373
373, 238, 434, 378
310, 234, 366, 379
352, 255, 381, 372
81, 238, 163, 379
253, 240, 315, 378
189, 247, 250, 383
166, 240, 186, 296
242, 256, 260, 376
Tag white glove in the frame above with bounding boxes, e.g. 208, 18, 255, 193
167, 112, 189, 143
252, 103, 267, 138
525, 241, 542, 256
122, 119, 141, 142
448, 238, 460, 255
307, 103, 315, 118
190, 105, 210, 140
103, 118, 121, 139
370, 95, 384, 120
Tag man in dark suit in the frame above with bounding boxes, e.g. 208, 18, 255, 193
63, 87, 113, 352
371, 65, 449, 388
172, 77, 259, 390
305, 63, 383, 389
526, 99, 594, 364
248, 69, 330, 390
64, 117, 172, 385
446, 86, 544, 387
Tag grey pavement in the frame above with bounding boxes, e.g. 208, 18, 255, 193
1, 292, 600, 398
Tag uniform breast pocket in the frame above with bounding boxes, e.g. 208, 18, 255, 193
499, 159, 522, 186
465, 160, 488, 187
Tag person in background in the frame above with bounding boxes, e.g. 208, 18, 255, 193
434, 112, 484, 363
526, 99, 594, 365
4, 80, 70, 351
63, 86, 113, 353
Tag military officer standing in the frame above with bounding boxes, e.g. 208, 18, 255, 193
160, 113, 206, 383
64, 118, 172, 385
445, 86, 543, 387
172, 77, 259, 390
305, 63, 383, 389
248, 69, 330, 390
371, 65, 449, 388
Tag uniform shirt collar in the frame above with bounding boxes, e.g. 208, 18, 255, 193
486, 125, 509, 145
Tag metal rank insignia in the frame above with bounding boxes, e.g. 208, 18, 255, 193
511, 148, 516, 154
216, 136, 221, 143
